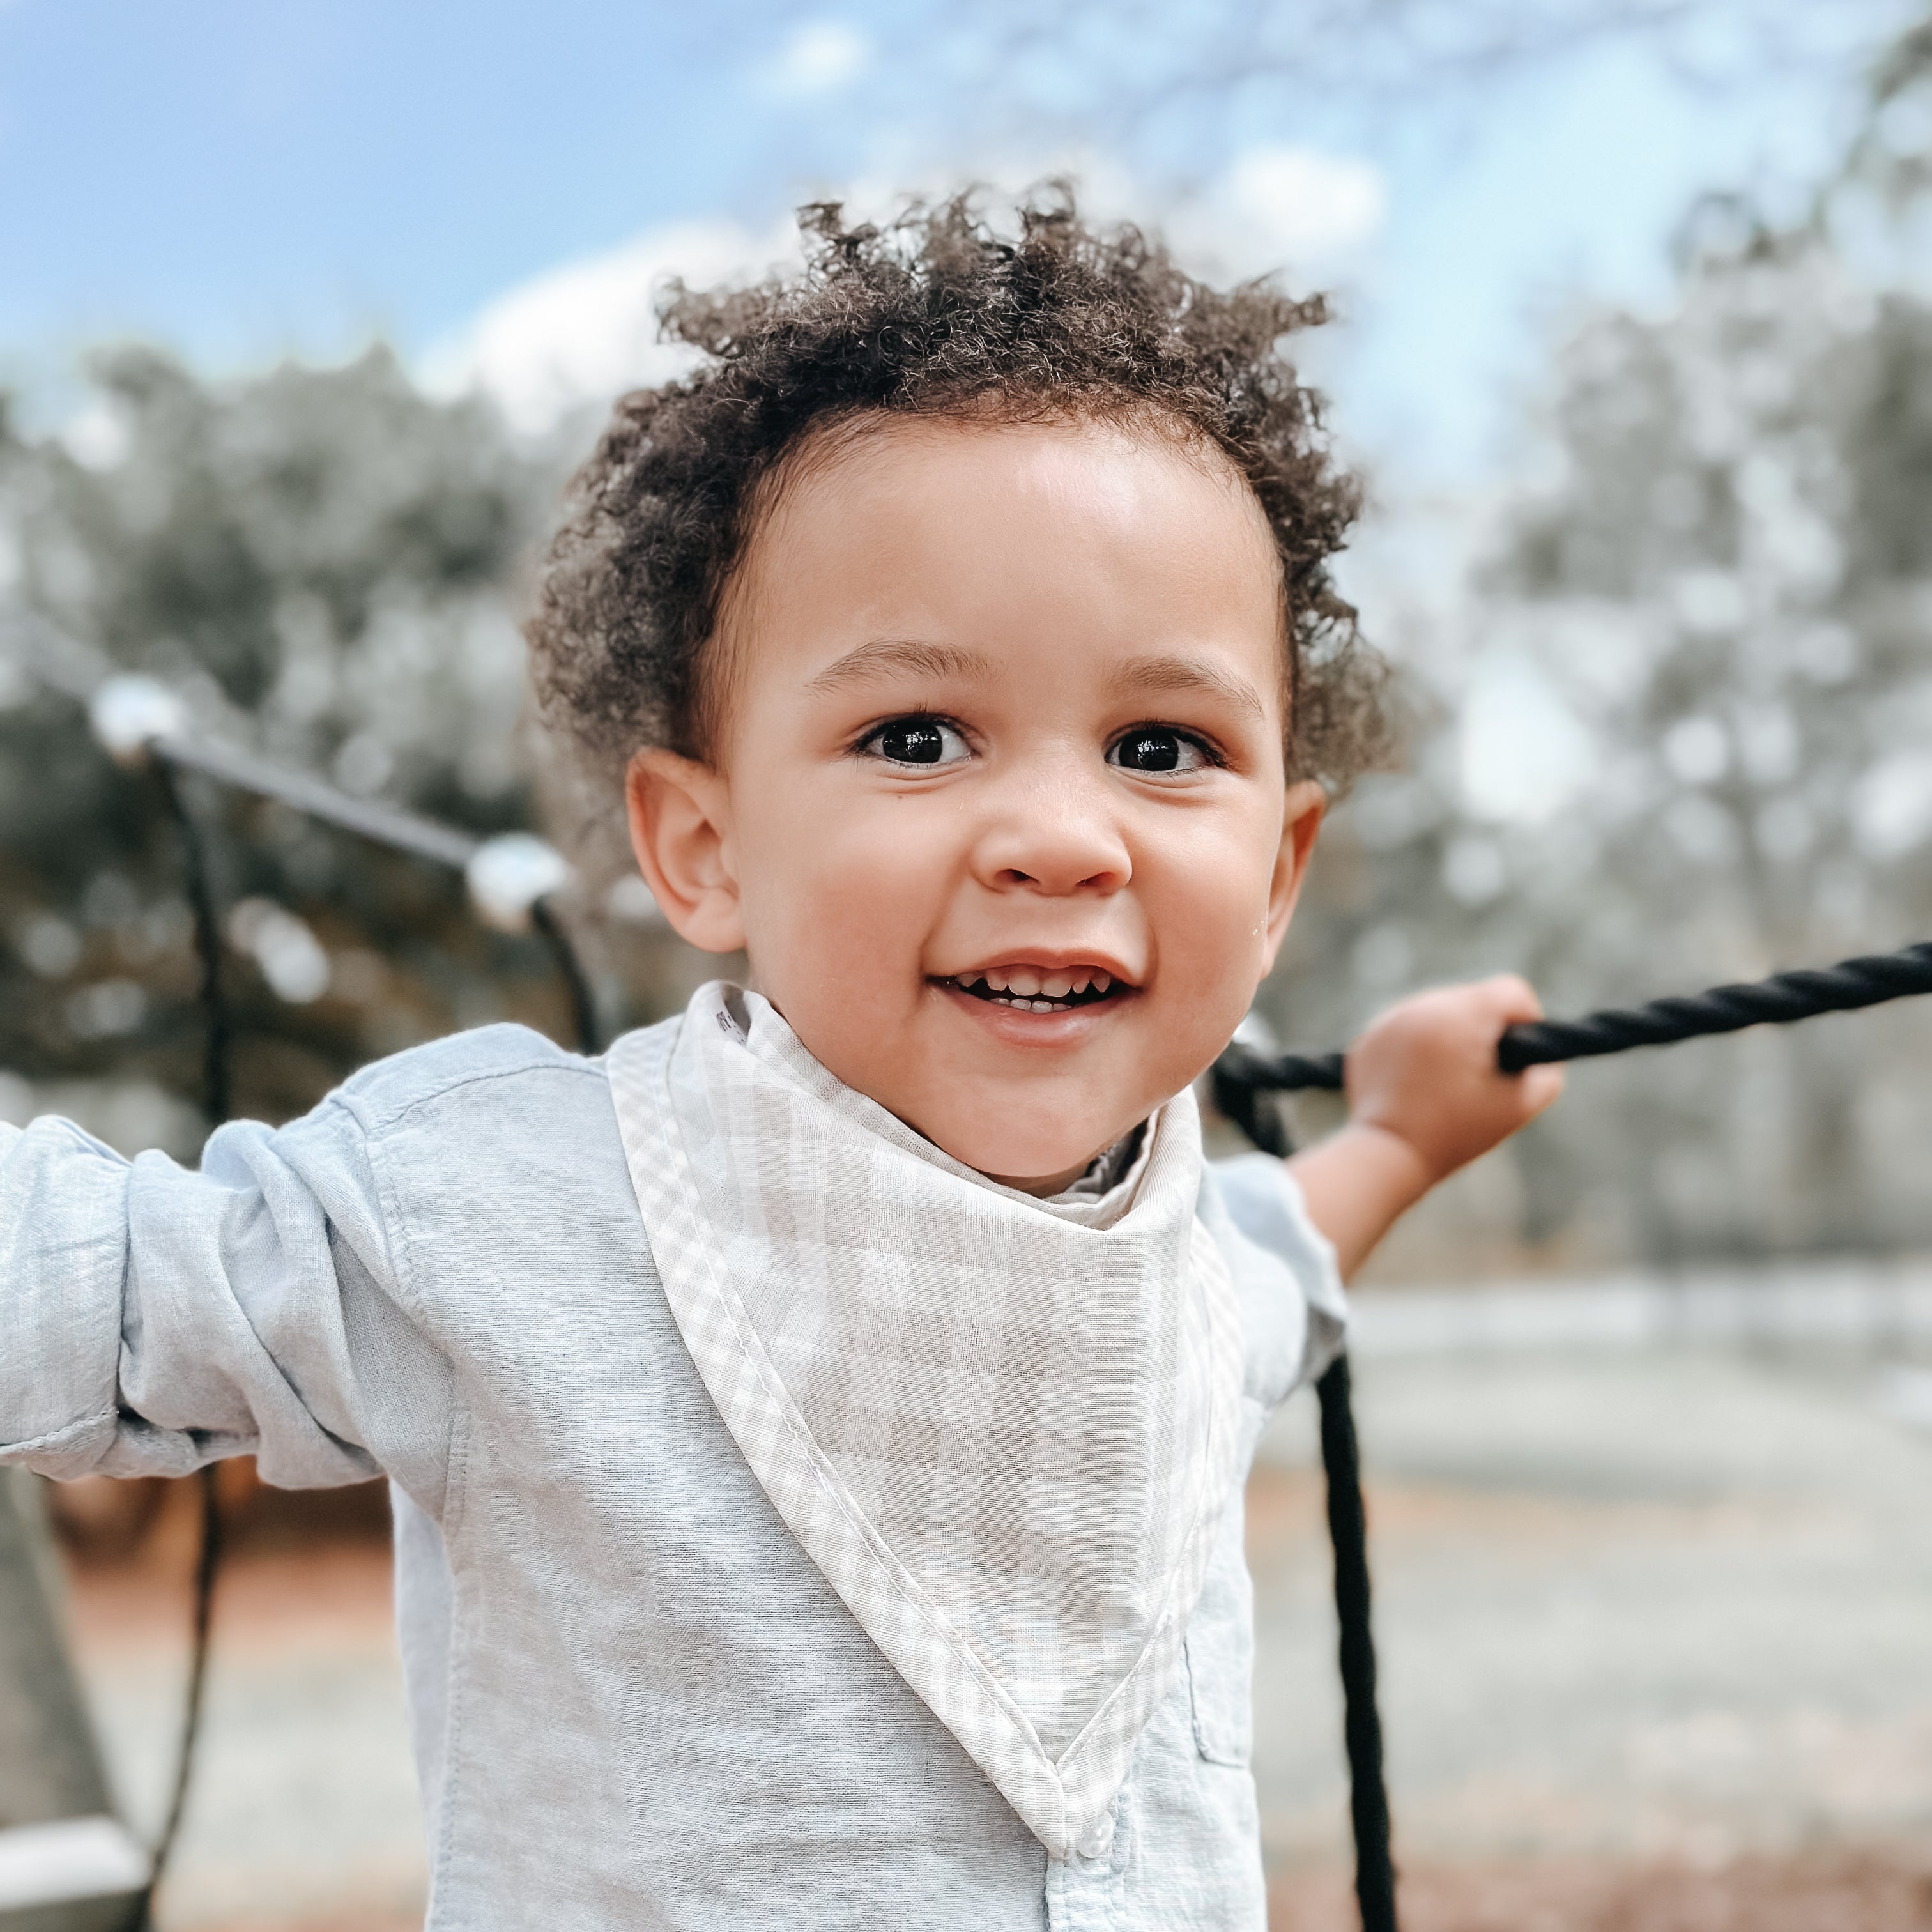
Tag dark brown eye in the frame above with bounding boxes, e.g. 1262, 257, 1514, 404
866, 718, 968, 767
1110, 728, 1206, 774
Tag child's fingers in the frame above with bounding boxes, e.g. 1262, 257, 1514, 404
1477, 972, 1545, 1026
1518, 1062, 1566, 1117
1469, 979, 1563, 1110
1474, 978, 1563, 1111
1344, 973, 1565, 1180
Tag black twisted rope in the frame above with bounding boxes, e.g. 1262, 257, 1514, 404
1495, 941, 1932, 1071
1213, 937, 1932, 1932
132, 760, 230, 1932
530, 895, 602, 1055
1216, 940, 1932, 1130
1210, 1050, 1340, 1154
1317, 1357, 1395, 1932
1209, 1054, 1396, 1931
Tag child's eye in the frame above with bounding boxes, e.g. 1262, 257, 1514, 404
1107, 726, 1214, 775
862, 717, 970, 768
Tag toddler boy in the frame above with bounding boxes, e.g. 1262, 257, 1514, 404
2, 199, 1559, 1929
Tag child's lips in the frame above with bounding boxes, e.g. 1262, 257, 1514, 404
932, 954, 1138, 1011
931, 969, 1138, 1040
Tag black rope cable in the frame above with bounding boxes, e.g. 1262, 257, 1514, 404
1209, 1050, 1335, 1155
1496, 941, 1932, 1071
1215, 939, 1932, 1115
1212, 933, 1932, 1932
1213, 1072, 1399, 1932
134, 1466, 220, 1932
156, 762, 231, 1127
530, 895, 601, 1055
1317, 1358, 1395, 1932
131, 758, 231, 1932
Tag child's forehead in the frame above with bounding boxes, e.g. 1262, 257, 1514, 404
710, 410, 1290, 730
742, 410, 1280, 591
773, 406, 1258, 508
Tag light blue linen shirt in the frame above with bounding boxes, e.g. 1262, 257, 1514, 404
0, 1021, 1344, 1931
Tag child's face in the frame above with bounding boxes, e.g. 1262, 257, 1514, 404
628, 417, 1323, 1191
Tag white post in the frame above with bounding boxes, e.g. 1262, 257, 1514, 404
0, 1471, 150, 1932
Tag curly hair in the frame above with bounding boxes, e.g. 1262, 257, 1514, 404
527, 191, 1389, 803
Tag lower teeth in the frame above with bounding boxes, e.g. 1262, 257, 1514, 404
946, 978, 1111, 1011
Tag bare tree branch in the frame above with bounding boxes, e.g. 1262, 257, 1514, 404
862, 0, 1851, 160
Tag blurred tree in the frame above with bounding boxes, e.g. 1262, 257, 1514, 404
1262, 213, 1932, 1263
0, 347, 599, 1140
1840, 10, 1932, 213
1491, 226, 1932, 1257
859, 0, 1853, 164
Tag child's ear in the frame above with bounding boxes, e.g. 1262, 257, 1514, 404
1260, 779, 1326, 972
625, 749, 746, 954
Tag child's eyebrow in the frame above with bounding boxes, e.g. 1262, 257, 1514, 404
806, 638, 992, 693
1108, 655, 1266, 722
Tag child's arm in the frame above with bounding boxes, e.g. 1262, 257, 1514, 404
0, 1104, 445, 1494
1286, 976, 1564, 1279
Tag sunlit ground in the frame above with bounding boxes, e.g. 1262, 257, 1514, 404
53, 1271, 1932, 1931
1259, 1305, 1932, 1929
61, 1482, 424, 1932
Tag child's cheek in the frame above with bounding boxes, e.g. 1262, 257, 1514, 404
1145, 811, 1278, 995
751, 799, 940, 993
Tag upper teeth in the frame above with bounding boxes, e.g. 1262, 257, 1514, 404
953, 968, 1114, 997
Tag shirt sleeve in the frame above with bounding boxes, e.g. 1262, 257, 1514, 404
0, 1096, 452, 1503
1206, 1151, 1348, 1412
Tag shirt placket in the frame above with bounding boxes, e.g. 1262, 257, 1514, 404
1044, 1780, 1133, 1929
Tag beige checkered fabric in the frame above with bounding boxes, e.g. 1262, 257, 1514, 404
606, 985, 1246, 1859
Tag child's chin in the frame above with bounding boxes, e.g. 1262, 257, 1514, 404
919, 1110, 1127, 1192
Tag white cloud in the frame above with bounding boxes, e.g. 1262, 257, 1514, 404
421, 215, 803, 436
908, 142, 1383, 284
770, 20, 871, 96
1165, 145, 1385, 284
425, 142, 1384, 437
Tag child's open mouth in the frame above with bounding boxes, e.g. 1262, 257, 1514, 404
939, 968, 1121, 1014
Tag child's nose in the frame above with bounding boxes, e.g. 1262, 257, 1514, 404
969, 770, 1131, 897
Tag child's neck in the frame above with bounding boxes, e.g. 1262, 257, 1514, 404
983, 1160, 1098, 1199
983, 1121, 1146, 1200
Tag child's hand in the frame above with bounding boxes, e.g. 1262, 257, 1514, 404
1285, 976, 1563, 1279
1344, 974, 1565, 1187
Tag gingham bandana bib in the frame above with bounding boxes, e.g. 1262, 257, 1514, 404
606, 983, 1246, 1858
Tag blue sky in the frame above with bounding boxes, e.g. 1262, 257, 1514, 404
0, 0, 1910, 480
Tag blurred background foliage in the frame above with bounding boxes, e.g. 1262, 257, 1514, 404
1221, 1, 1932, 1266
1263, 204, 1932, 1264
6, 3, 1932, 1269
0, 348, 612, 1144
